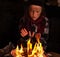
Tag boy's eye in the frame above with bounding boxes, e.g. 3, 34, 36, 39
36, 11, 39, 13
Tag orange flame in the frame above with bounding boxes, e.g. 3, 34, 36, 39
12, 39, 45, 57
27, 39, 32, 54
15, 44, 24, 57
28, 39, 44, 57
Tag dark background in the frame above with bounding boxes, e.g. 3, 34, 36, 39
0, 0, 60, 53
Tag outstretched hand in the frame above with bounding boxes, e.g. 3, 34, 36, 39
29, 31, 35, 38
35, 33, 41, 42
20, 28, 28, 37
20, 28, 35, 38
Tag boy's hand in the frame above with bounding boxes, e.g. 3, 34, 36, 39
35, 33, 41, 41
20, 28, 28, 37
29, 31, 35, 38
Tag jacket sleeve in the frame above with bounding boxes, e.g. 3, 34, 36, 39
18, 18, 29, 45
41, 17, 49, 50
43, 17, 49, 41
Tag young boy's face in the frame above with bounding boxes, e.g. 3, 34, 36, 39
29, 5, 42, 21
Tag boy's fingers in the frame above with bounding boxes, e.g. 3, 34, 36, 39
32, 32, 35, 37
29, 31, 31, 37
24, 28, 28, 33
20, 28, 28, 37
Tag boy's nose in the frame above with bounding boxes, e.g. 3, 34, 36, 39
33, 12, 36, 17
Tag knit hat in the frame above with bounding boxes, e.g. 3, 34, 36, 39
27, 0, 44, 7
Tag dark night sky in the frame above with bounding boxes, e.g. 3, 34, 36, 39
0, 0, 60, 53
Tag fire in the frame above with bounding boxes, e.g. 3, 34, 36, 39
28, 39, 44, 57
27, 39, 32, 54
15, 44, 24, 57
11, 39, 46, 57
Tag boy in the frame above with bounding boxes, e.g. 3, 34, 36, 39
18, 0, 49, 50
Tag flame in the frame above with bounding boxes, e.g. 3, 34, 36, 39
28, 39, 44, 57
12, 39, 45, 57
15, 44, 24, 57
27, 39, 32, 54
